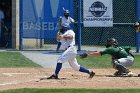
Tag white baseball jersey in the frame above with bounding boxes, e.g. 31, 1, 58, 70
62, 16, 74, 28
60, 30, 75, 50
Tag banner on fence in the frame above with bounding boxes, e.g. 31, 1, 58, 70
83, 0, 113, 27
21, 0, 74, 38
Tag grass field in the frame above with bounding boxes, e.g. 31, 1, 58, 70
0, 52, 140, 68
0, 52, 140, 92
1, 89, 140, 93
77, 54, 140, 69
0, 52, 41, 68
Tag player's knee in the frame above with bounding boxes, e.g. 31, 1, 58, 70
112, 60, 121, 69
113, 60, 120, 66
69, 63, 80, 71
72, 66, 80, 71
57, 59, 63, 64
57, 56, 64, 63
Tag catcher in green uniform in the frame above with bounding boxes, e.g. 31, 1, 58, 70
80, 38, 135, 76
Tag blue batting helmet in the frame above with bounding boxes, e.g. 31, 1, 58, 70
64, 10, 70, 14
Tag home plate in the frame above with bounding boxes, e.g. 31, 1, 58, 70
2, 73, 30, 76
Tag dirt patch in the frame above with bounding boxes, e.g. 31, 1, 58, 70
0, 68, 140, 91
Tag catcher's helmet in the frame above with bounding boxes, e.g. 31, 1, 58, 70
105, 38, 118, 48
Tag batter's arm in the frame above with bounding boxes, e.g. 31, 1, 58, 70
63, 34, 73, 39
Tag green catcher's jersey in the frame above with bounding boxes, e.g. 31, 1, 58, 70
100, 47, 130, 59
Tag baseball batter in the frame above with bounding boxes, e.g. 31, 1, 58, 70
80, 38, 135, 76
47, 28, 95, 79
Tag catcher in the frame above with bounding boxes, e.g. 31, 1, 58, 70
80, 38, 135, 76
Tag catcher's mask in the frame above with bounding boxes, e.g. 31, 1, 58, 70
64, 10, 70, 18
105, 38, 118, 48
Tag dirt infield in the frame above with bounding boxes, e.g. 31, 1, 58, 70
0, 68, 140, 91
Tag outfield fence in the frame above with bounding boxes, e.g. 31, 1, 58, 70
20, 0, 140, 52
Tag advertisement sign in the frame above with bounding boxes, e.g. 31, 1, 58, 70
83, 0, 113, 27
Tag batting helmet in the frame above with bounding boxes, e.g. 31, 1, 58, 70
64, 10, 70, 14
105, 38, 118, 48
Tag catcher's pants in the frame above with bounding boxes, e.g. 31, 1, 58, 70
117, 56, 134, 67
113, 56, 134, 68
57, 46, 80, 71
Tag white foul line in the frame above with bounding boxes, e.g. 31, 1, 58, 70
2, 73, 30, 76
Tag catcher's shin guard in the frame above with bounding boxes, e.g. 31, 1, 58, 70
113, 60, 129, 73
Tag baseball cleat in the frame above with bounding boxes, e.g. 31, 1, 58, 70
47, 74, 59, 79
114, 71, 123, 76
114, 71, 129, 76
114, 71, 134, 77
127, 71, 134, 77
89, 71, 95, 78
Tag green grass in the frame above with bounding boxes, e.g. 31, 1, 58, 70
0, 52, 139, 69
130, 54, 140, 68
0, 52, 41, 68
77, 54, 140, 69
1, 89, 140, 93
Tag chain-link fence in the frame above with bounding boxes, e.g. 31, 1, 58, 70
20, 0, 137, 51
75, 0, 136, 50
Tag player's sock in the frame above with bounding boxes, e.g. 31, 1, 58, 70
55, 63, 62, 76
79, 66, 90, 74
57, 42, 61, 50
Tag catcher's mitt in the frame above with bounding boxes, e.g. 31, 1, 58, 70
80, 53, 88, 58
